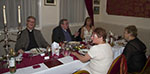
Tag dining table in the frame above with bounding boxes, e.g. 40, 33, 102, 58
0, 51, 88, 74
0, 41, 124, 74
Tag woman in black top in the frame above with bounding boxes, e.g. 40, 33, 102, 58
123, 25, 147, 73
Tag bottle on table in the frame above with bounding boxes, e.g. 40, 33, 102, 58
9, 48, 16, 73
108, 31, 115, 47
9, 57, 16, 73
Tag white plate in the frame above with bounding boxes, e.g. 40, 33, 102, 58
30, 48, 46, 54
68, 41, 80, 44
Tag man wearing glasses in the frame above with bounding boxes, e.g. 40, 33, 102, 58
52, 19, 78, 43
15, 16, 49, 54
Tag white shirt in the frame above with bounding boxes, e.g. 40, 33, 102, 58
83, 27, 93, 39
83, 43, 113, 74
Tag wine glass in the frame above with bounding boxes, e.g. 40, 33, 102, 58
63, 48, 71, 57
53, 48, 59, 59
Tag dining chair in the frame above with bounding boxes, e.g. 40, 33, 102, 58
127, 55, 150, 74
139, 55, 150, 74
73, 70, 90, 74
120, 54, 128, 74
107, 54, 127, 74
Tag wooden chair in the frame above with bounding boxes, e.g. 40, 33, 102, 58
140, 55, 150, 74
73, 70, 90, 74
120, 55, 128, 74
107, 54, 127, 74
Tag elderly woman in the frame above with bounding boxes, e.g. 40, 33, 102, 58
122, 25, 147, 73
72, 27, 113, 74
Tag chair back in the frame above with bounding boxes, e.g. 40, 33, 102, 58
73, 70, 90, 74
107, 54, 127, 74
140, 55, 150, 74
120, 54, 128, 74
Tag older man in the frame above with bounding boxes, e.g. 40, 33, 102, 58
52, 19, 78, 43
15, 16, 49, 54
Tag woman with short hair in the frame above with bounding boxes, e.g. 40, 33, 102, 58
123, 25, 147, 73
72, 27, 113, 74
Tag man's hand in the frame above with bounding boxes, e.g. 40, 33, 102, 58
74, 32, 79, 37
47, 46, 51, 52
18, 49, 24, 54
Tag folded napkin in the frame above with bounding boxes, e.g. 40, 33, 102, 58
33, 64, 41, 69
51, 42, 60, 56
58, 56, 73, 64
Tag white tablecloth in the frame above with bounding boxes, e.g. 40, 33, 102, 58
4, 56, 88, 74
112, 46, 124, 59
4, 46, 124, 74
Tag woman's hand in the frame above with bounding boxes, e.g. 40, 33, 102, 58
71, 51, 78, 56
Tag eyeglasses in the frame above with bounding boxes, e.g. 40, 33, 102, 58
27, 20, 35, 23
91, 34, 97, 38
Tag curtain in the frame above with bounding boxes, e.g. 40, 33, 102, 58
0, 0, 39, 30
60, 0, 85, 25
84, 0, 94, 25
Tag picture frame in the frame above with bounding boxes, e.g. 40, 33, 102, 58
94, 6, 100, 14
44, 0, 56, 6
94, 0, 100, 5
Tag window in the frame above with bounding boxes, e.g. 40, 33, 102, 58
0, 0, 39, 30
60, 0, 86, 25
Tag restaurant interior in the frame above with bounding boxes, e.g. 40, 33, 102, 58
0, 0, 150, 74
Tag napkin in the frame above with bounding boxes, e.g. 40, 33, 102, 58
33, 64, 41, 69
58, 56, 73, 64
51, 42, 60, 56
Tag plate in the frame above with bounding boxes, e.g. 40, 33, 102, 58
68, 41, 80, 44
30, 48, 46, 54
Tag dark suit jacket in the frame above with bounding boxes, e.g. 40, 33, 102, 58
15, 28, 49, 51
52, 26, 73, 43
123, 38, 147, 73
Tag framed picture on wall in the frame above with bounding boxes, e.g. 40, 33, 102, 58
44, 0, 56, 6
94, 6, 100, 14
94, 0, 100, 5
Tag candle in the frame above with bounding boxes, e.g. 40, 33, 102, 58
3, 5, 7, 25
18, 5, 21, 24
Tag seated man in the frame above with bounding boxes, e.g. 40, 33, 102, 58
15, 16, 49, 54
123, 25, 147, 73
52, 19, 78, 43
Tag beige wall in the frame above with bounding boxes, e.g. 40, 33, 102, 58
39, 0, 60, 44
39, 0, 60, 26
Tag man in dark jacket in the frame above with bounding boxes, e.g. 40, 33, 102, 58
123, 25, 147, 73
15, 16, 49, 54
52, 19, 78, 43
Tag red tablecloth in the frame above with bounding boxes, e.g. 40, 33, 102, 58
0, 53, 77, 74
